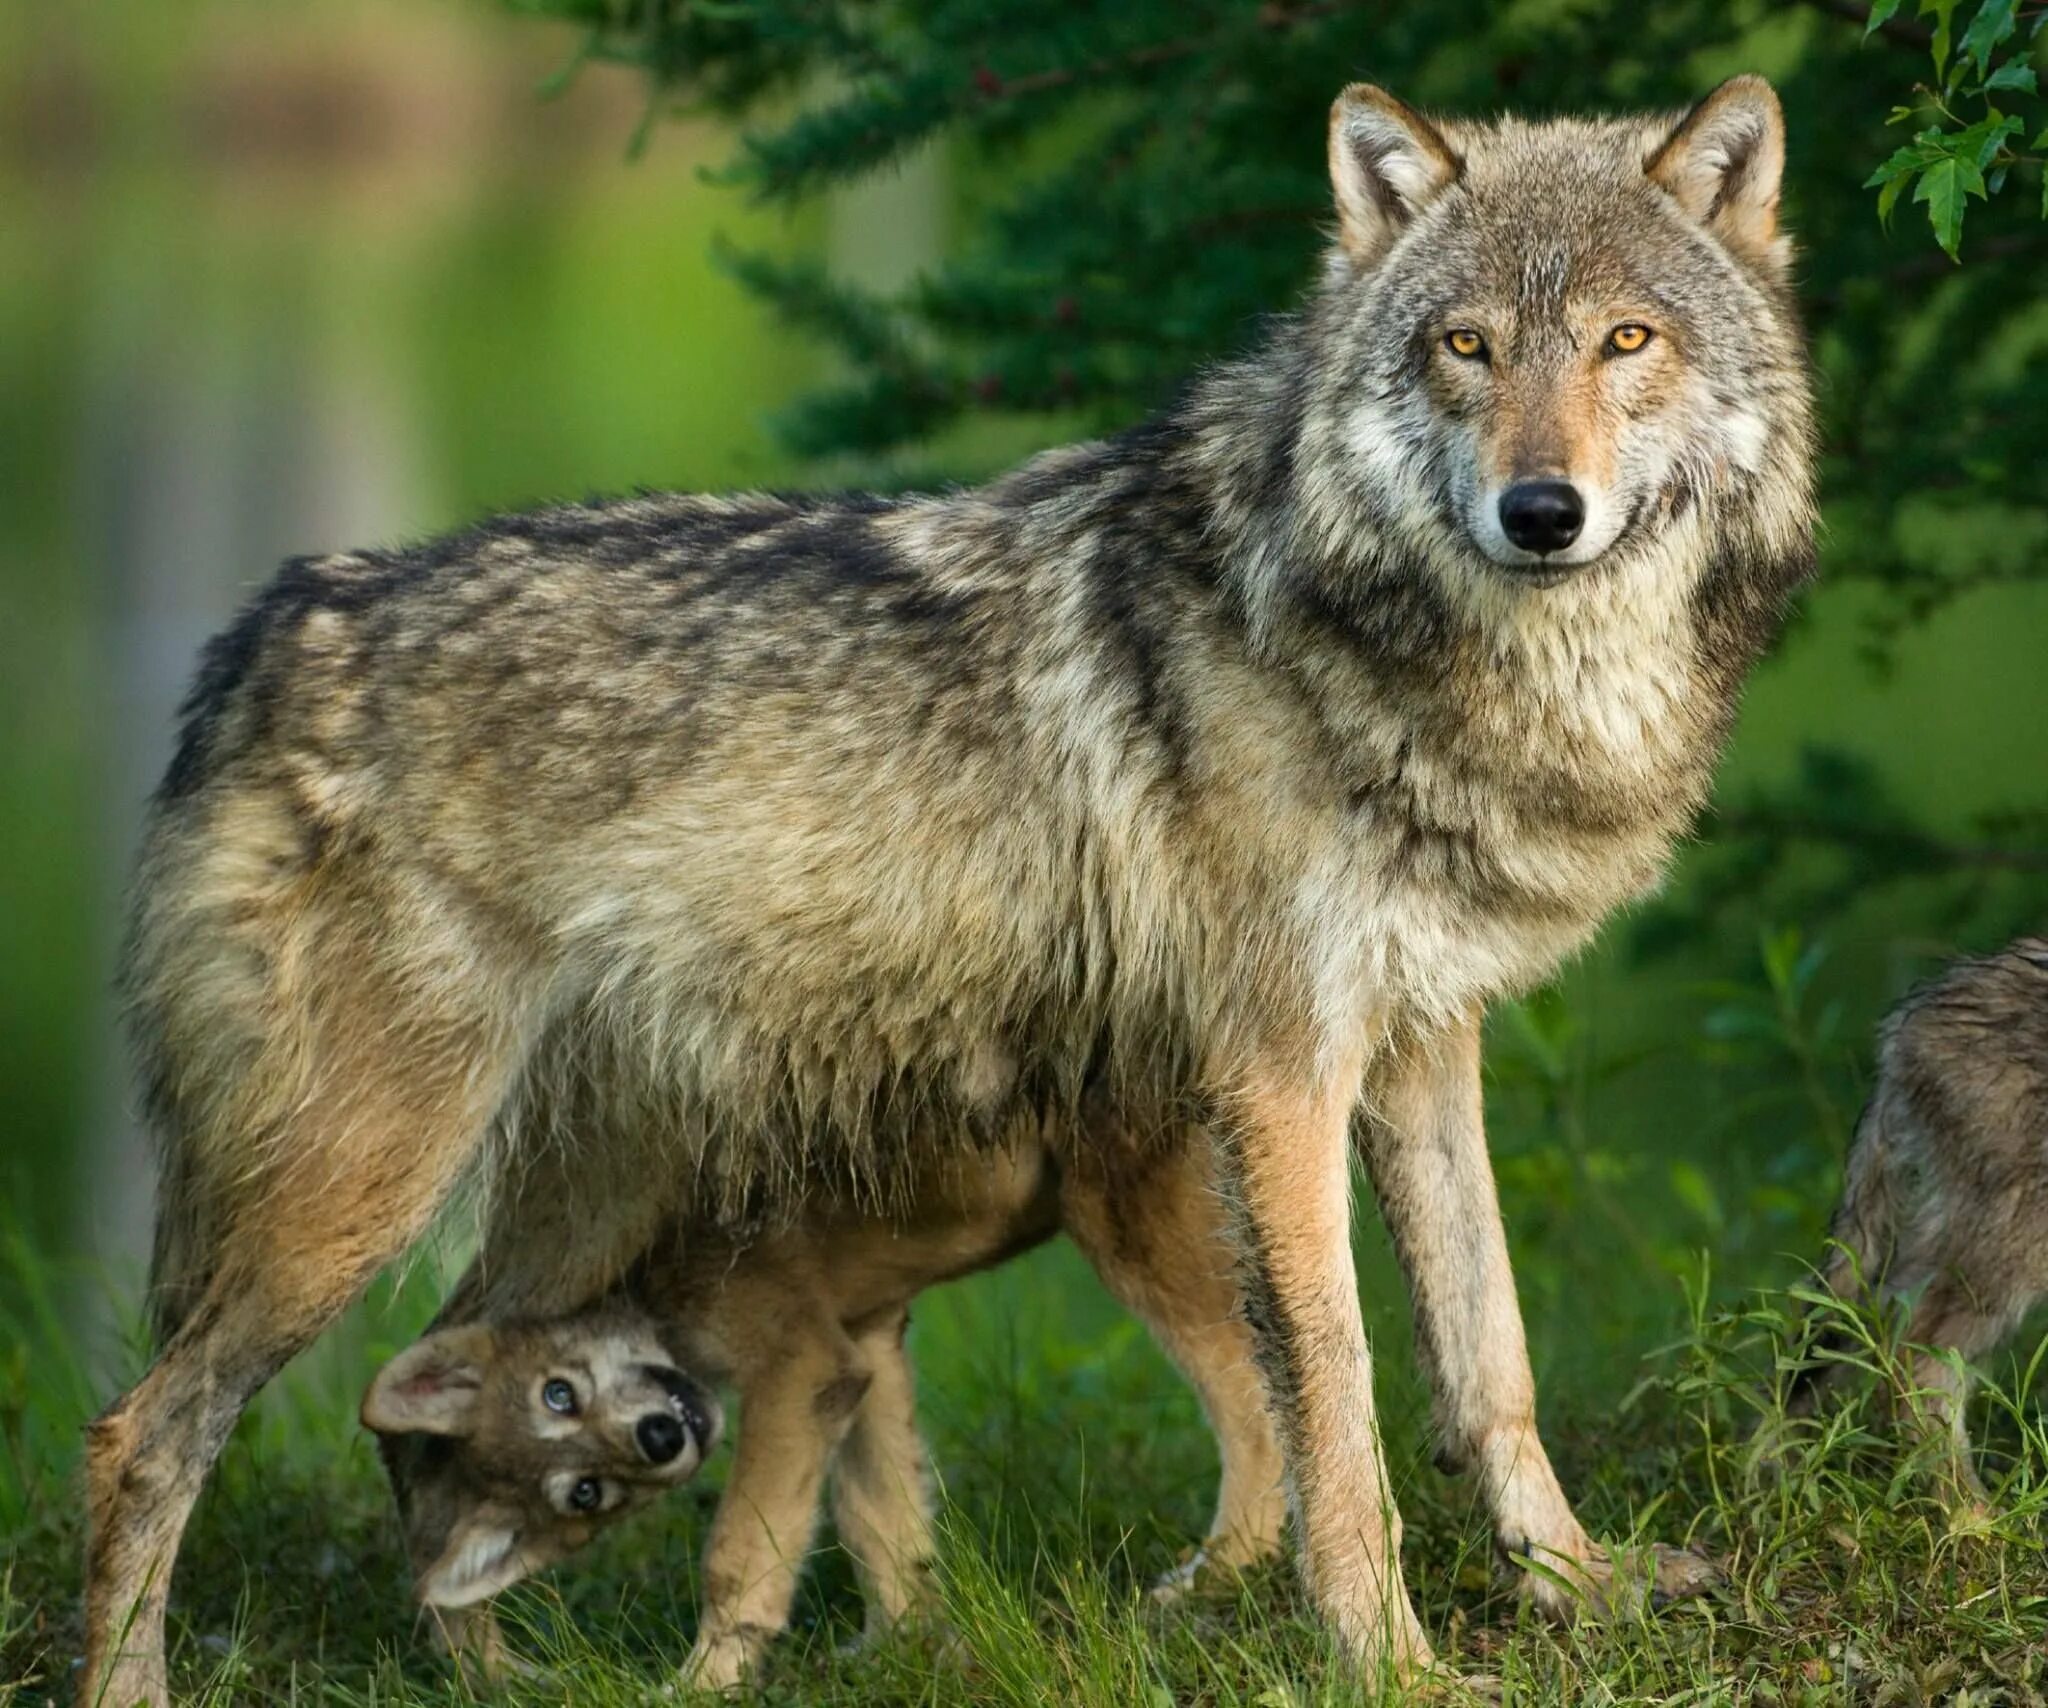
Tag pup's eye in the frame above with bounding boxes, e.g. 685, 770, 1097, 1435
1607, 323, 1653, 355
1444, 328, 1487, 360
542, 1378, 577, 1415
569, 1477, 602, 1513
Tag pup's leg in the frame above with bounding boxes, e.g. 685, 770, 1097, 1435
828, 1310, 940, 1639
1208, 1046, 1432, 1678
1355, 1011, 1707, 1620
685, 1304, 873, 1691
1059, 1132, 1285, 1594
82, 986, 513, 1708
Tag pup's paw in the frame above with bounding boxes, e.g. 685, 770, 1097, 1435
1148, 1539, 1284, 1605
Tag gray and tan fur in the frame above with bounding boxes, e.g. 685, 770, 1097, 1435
1793, 937, 2048, 1506
86, 76, 1813, 1704
368, 1120, 1284, 1691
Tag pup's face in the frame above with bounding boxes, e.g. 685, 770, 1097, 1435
364, 1312, 722, 1607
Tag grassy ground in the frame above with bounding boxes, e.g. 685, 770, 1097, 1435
6, 1212, 2048, 1707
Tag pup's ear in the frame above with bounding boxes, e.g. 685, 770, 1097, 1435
416, 1510, 530, 1608
362, 1325, 497, 1437
1646, 75, 1788, 273
1328, 84, 1460, 263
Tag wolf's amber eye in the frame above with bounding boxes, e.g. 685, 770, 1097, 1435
569, 1477, 602, 1513
1607, 323, 1653, 354
542, 1378, 577, 1415
1444, 328, 1487, 359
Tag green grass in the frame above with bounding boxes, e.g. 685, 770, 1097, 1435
7, 1223, 2048, 1707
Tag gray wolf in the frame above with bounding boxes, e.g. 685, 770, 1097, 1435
1791, 937, 2048, 1509
365, 1121, 1282, 1691
85, 73, 1813, 1704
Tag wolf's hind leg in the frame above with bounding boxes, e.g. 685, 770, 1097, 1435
1356, 1011, 1712, 1621
1209, 1048, 1433, 1678
1058, 1128, 1286, 1597
828, 1310, 941, 1639
1897, 1285, 2001, 1522
81, 992, 516, 1708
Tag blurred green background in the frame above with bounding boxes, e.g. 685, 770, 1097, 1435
2, 0, 2046, 1620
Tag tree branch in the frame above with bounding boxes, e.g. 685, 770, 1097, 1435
974, 0, 1368, 102
1787, 0, 1936, 51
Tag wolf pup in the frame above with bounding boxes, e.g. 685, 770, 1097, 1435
1792, 938, 2048, 1508
91, 75, 1813, 1704
366, 1126, 1283, 1691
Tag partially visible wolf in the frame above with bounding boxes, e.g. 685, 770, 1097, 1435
364, 1124, 1282, 1691
1792, 938, 2048, 1505
88, 73, 1814, 1705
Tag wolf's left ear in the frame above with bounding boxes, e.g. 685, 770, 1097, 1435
1647, 75, 1787, 273
362, 1324, 497, 1437
1329, 84, 1460, 264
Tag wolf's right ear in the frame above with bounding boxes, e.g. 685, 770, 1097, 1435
1647, 75, 1788, 274
1328, 85, 1460, 264
362, 1325, 497, 1437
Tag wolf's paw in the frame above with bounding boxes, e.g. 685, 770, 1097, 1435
1516, 1539, 1720, 1623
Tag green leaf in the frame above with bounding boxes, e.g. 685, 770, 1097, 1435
1912, 150, 1984, 256
1867, 0, 1905, 31
1984, 62, 2037, 92
1960, 0, 2018, 74
1920, 0, 1962, 77
1877, 169, 1912, 224
1953, 111, 2025, 170
1862, 129, 1949, 187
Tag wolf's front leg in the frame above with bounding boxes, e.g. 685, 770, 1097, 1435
1356, 1010, 1712, 1619
1210, 1048, 1433, 1678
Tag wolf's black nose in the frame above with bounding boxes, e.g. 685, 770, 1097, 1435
636, 1410, 686, 1464
1498, 481, 1584, 554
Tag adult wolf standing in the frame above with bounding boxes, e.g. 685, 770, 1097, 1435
87, 73, 1812, 1702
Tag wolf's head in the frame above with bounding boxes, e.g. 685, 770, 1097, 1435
364, 1311, 722, 1607
1301, 76, 1810, 594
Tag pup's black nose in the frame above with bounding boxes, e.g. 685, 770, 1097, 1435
1497, 481, 1585, 555
636, 1410, 686, 1465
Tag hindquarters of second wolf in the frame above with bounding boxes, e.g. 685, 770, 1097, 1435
1790, 939, 2048, 1475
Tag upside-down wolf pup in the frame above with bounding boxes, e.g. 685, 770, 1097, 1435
89, 75, 1814, 1703
366, 1122, 1286, 1691
1792, 938, 2048, 1509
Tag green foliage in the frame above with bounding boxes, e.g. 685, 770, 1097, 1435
1862, 0, 2046, 258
